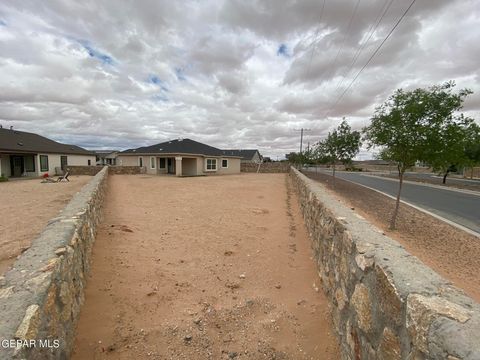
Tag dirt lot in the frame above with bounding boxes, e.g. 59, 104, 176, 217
72, 174, 338, 360
303, 171, 480, 303
0, 176, 92, 275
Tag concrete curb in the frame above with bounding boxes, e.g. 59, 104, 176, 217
323, 172, 480, 238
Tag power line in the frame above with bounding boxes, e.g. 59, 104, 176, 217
303, 0, 327, 82
332, 0, 395, 95
294, 128, 312, 153
326, 0, 417, 117
321, 0, 362, 80
294, 0, 326, 60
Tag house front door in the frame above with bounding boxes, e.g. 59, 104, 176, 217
11, 156, 24, 177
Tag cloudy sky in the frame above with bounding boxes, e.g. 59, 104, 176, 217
0, 0, 479, 159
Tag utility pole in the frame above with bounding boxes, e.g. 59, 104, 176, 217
294, 128, 311, 154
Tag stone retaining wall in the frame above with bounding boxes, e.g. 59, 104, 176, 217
67, 165, 145, 175
66, 165, 103, 176
0, 167, 109, 359
289, 167, 480, 360
241, 162, 289, 173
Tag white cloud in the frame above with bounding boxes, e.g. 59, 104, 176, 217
0, 0, 478, 159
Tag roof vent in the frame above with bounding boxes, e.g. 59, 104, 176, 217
17, 142, 23, 146
159, 148, 163, 151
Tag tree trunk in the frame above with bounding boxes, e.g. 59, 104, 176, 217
332, 162, 336, 188
442, 170, 449, 184
389, 171, 404, 230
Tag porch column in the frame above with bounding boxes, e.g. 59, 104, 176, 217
175, 156, 182, 177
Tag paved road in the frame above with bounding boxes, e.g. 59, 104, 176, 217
304, 168, 480, 235
397, 172, 480, 187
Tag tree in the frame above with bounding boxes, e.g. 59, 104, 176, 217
464, 123, 480, 179
363, 81, 472, 229
426, 117, 478, 183
315, 119, 361, 185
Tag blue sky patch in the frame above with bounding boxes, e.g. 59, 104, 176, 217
79, 40, 114, 65
148, 75, 169, 92
152, 94, 169, 102
0, 20, 7, 26
175, 67, 186, 81
277, 44, 289, 57
149, 75, 162, 85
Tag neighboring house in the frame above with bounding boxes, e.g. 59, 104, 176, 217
222, 149, 262, 163
0, 127, 95, 178
92, 150, 119, 166
117, 138, 242, 176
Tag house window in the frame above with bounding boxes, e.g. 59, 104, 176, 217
150, 157, 156, 169
206, 158, 217, 171
25, 155, 35, 172
139, 157, 143, 167
88, 160, 91, 166
40, 155, 49, 172
60, 155, 68, 170
159, 158, 166, 169
222, 159, 228, 168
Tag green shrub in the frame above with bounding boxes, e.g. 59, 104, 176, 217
0, 176, 8, 182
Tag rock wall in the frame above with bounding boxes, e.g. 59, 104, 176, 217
67, 165, 145, 175
241, 162, 289, 173
289, 167, 480, 360
66, 165, 103, 176
0, 167, 109, 359
108, 166, 145, 175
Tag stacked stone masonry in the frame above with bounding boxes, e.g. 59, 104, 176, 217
67, 165, 145, 175
0, 166, 109, 359
241, 162, 289, 173
290, 167, 480, 360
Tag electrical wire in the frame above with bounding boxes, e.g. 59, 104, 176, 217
326, 0, 417, 117
332, 0, 395, 95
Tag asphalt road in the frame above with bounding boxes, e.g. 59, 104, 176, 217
305, 168, 480, 235
398, 172, 480, 186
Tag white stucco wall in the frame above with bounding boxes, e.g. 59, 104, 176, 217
38, 154, 96, 176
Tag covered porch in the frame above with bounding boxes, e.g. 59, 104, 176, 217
154, 156, 199, 177
0, 153, 39, 178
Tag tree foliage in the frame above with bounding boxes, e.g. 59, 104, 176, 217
315, 119, 361, 182
464, 123, 480, 177
363, 81, 473, 229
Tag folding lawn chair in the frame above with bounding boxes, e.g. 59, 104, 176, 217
57, 171, 70, 182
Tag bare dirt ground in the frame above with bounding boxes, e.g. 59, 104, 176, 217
303, 171, 480, 303
72, 174, 339, 360
0, 176, 92, 275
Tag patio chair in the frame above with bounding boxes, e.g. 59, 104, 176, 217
57, 171, 70, 182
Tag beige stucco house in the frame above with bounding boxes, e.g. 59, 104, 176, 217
0, 127, 95, 178
117, 138, 242, 176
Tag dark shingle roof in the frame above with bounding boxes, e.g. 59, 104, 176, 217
0, 128, 94, 155
121, 138, 237, 157
222, 149, 259, 160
